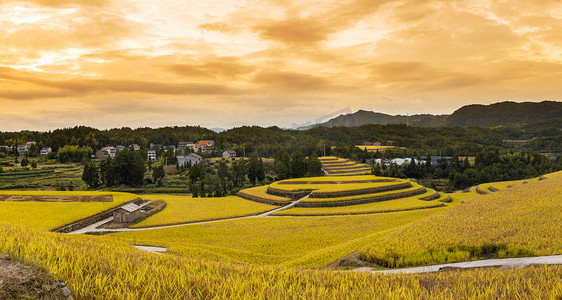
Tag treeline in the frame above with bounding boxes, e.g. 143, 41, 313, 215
369, 148, 562, 192
82, 150, 146, 188
1, 118, 561, 158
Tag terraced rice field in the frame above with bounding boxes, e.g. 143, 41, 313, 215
360, 171, 562, 268
240, 175, 446, 208
319, 156, 371, 175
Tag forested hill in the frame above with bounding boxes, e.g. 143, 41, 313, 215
310, 110, 448, 128
444, 101, 562, 127
308, 100, 561, 129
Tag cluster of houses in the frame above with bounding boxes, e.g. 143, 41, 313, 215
366, 156, 451, 167
95, 144, 140, 159
0, 141, 52, 157
94, 140, 237, 166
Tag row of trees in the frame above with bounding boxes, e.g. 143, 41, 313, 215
274, 151, 323, 179
82, 151, 146, 188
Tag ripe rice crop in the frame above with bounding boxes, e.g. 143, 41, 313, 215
0, 191, 137, 230
360, 171, 562, 268
131, 195, 276, 228
274, 189, 453, 216
113, 207, 448, 267
0, 223, 561, 298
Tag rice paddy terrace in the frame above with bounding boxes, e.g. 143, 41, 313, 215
319, 156, 371, 176
238, 174, 451, 215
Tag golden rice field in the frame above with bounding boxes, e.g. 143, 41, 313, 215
273, 189, 453, 216
299, 183, 425, 204
113, 206, 449, 267
1, 223, 561, 299
319, 156, 371, 176
131, 195, 277, 228
237, 185, 292, 203
268, 176, 405, 193
0, 191, 137, 230
360, 171, 562, 268
356, 145, 397, 151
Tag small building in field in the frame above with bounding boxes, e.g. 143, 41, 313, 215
40, 147, 52, 156
113, 203, 141, 224
222, 149, 236, 158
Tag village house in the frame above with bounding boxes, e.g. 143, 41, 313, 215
115, 145, 126, 153
363, 141, 382, 146
16, 141, 37, 157
113, 203, 141, 224
177, 153, 202, 166
222, 149, 236, 158
96, 146, 116, 159
147, 149, 157, 161
40, 147, 52, 156
177, 141, 194, 152
130, 144, 141, 151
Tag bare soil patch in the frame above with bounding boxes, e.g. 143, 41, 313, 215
0, 254, 68, 299
0, 195, 113, 202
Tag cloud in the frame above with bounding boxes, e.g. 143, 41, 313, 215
167, 58, 256, 79
252, 71, 342, 92
0, 67, 240, 100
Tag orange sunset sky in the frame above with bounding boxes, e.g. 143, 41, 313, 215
0, 0, 560, 131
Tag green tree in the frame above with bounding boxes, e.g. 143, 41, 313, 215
247, 152, 259, 185
82, 161, 100, 188
306, 154, 323, 176
112, 150, 147, 186
152, 164, 165, 186
290, 151, 307, 178
31, 160, 37, 169
20, 158, 29, 167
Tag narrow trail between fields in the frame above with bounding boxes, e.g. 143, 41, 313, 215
356, 255, 562, 274
68, 195, 308, 234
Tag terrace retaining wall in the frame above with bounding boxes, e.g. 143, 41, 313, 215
309, 182, 412, 198
295, 187, 427, 207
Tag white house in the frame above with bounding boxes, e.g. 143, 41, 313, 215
130, 144, 141, 151
177, 141, 195, 152
177, 153, 202, 166
222, 150, 236, 158
147, 149, 157, 161
40, 147, 52, 156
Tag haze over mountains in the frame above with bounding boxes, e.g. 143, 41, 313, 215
299, 101, 562, 129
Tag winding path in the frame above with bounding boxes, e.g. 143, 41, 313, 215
68, 196, 307, 234
356, 255, 562, 274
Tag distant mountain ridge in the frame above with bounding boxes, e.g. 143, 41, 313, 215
302, 101, 561, 129
444, 101, 562, 127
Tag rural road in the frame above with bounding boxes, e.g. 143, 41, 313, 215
69, 196, 306, 234
356, 255, 562, 274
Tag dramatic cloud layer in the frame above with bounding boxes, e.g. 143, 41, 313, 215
0, 0, 560, 130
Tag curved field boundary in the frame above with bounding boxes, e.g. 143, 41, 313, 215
438, 195, 453, 203
419, 192, 441, 201
475, 186, 489, 195
295, 187, 427, 207
309, 182, 412, 198
488, 186, 499, 192
323, 164, 367, 170
274, 203, 446, 217
324, 169, 371, 174
237, 191, 291, 206
266, 187, 312, 200
277, 179, 398, 185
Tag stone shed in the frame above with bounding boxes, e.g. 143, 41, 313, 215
113, 203, 141, 224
